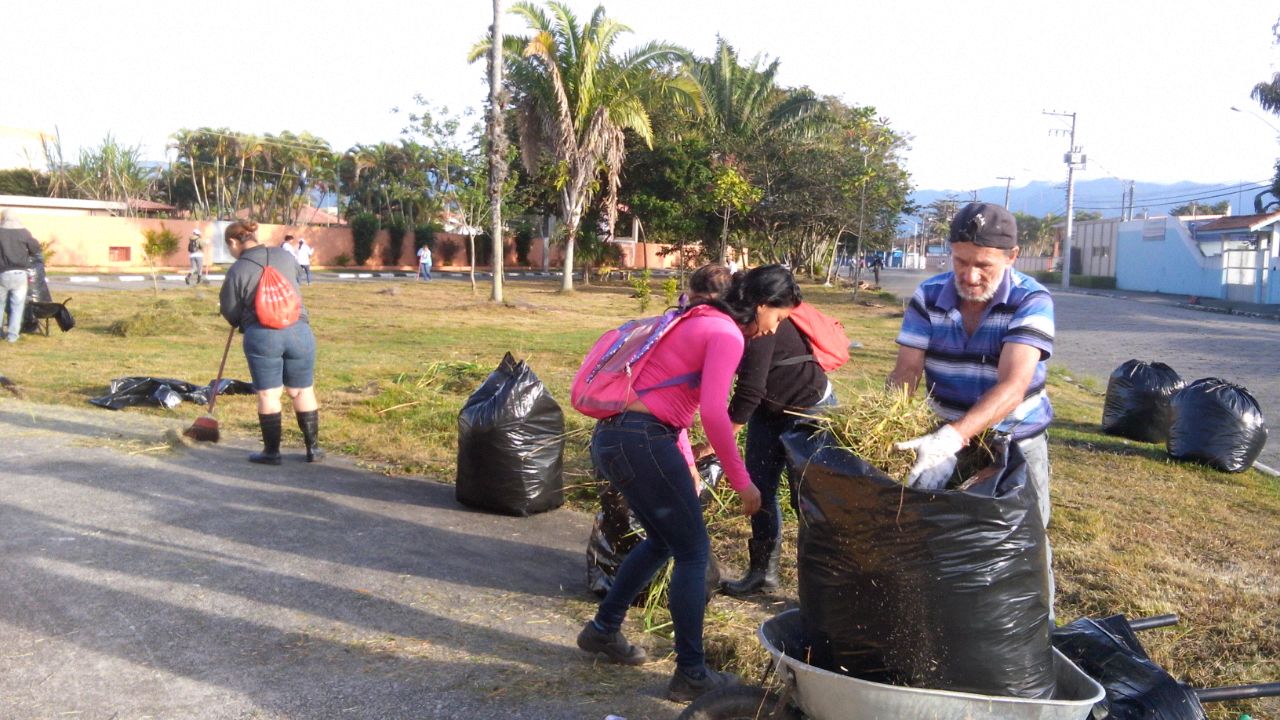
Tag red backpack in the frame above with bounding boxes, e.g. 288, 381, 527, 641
571, 304, 718, 419
783, 302, 849, 372
248, 249, 301, 329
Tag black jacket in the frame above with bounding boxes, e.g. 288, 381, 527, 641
728, 318, 827, 423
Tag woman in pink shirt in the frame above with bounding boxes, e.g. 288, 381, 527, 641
576, 265, 802, 704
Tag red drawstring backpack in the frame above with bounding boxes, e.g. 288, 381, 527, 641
248, 249, 301, 329
782, 302, 850, 372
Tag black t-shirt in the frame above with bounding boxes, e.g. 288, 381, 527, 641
728, 317, 828, 423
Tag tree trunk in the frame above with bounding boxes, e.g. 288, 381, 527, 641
488, 0, 505, 303
468, 232, 477, 294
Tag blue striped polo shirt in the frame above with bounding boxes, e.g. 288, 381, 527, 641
896, 268, 1055, 439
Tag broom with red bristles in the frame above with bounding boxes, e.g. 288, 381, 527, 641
184, 326, 236, 442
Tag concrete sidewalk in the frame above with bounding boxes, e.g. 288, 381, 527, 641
0, 400, 681, 719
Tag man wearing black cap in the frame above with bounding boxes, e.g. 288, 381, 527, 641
887, 202, 1055, 517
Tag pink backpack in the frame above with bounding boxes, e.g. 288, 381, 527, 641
571, 304, 718, 419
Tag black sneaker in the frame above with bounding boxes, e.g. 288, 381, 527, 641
576, 622, 647, 666
666, 666, 741, 703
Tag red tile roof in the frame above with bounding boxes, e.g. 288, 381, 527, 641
1193, 210, 1280, 233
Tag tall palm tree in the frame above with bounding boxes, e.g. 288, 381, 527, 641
690, 38, 821, 151
472, 1, 694, 291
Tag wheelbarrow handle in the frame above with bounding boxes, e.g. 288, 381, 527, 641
1127, 613, 1179, 631
1194, 682, 1280, 702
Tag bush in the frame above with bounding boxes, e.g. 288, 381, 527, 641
515, 226, 533, 265
1030, 271, 1116, 289
108, 298, 194, 337
350, 212, 379, 266
436, 238, 459, 266
632, 269, 653, 313
332, 253, 352, 267
663, 278, 679, 307
414, 223, 440, 251
383, 219, 406, 265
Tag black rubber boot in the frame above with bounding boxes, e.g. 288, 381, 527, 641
721, 537, 781, 597
296, 410, 325, 463
249, 412, 282, 465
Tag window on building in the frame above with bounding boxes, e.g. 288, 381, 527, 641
108, 246, 131, 262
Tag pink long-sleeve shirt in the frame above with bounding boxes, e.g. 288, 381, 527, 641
632, 309, 750, 491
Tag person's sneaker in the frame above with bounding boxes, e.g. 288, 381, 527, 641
576, 621, 646, 665
666, 666, 742, 703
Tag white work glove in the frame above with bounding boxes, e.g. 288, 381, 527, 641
895, 425, 964, 491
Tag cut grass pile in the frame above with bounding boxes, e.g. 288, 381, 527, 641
1, 277, 1275, 719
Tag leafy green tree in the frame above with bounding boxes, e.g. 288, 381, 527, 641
706, 163, 762, 263
1168, 200, 1229, 216
0, 169, 49, 196
140, 225, 180, 295
1250, 15, 1280, 210
473, 1, 693, 291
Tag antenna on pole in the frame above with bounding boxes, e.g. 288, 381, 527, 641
1043, 110, 1084, 289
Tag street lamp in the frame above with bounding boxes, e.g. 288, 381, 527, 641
1230, 106, 1280, 139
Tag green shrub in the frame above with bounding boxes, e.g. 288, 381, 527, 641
662, 278, 679, 307
383, 219, 406, 265
632, 269, 653, 313
413, 222, 440, 251
332, 253, 351, 267
1030, 271, 1116, 289
350, 212, 379, 266
108, 298, 195, 337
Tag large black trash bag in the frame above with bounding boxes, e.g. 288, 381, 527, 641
586, 456, 723, 602
1102, 360, 1185, 442
89, 376, 254, 410
1053, 615, 1206, 720
1167, 378, 1268, 473
784, 426, 1055, 700
456, 352, 565, 516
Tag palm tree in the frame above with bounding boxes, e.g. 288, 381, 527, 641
472, 1, 693, 291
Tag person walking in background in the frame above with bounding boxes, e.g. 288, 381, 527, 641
293, 236, 314, 285
219, 220, 324, 465
713, 265, 837, 597
416, 242, 433, 281
0, 210, 44, 344
869, 253, 884, 284
578, 266, 809, 704
187, 229, 206, 284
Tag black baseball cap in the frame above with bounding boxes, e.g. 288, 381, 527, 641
949, 202, 1018, 249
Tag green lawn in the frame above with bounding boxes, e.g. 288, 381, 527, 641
4, 278, 1276, 719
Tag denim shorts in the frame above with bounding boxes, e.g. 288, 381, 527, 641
242, 321, 316, 390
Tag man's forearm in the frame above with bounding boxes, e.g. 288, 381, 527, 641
950, 380, 1026, 441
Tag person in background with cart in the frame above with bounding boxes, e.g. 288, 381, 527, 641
0, 210, 44, 344
887, 202, 1055, 604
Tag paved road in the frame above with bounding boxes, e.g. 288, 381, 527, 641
0, 401, 680, 719
875, 270, 1279, 470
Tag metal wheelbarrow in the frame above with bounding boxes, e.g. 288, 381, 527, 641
678, 609, 1280, 720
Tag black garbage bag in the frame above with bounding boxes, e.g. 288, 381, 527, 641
784, 426, 1055, 699
456, 352, 565, 516
1167, 378, 1268, 472
586, 456, 723, 602
1102, 360, 1185, 442
89, 376, 255, 410
1053, 615, 1206, 720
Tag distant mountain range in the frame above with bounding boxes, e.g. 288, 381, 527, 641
908, 178, 1273, 223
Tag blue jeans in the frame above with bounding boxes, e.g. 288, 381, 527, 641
590, 411, 709, 672
299, 265, 312, 285
1, 270, 28, 342
744, 385, 837, 545
419, 263, 431, 280
242, 321, 317, 389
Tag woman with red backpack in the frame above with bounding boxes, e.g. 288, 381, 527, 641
576, 265, 802, 704
219, 220, 322, 465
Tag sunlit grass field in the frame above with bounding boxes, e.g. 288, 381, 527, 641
4, 277, 1276, 719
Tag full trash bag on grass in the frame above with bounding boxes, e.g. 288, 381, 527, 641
586, 456, 723, 602
89, 377, 255, 410
456, 352, 565, 516
1166, 377, 1268, 472
783, 425, 1055, 700
1102, 360, 1185, 442
1052, 615, 1206, 720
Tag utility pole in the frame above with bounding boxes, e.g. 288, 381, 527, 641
1043, 110, 1085, 289
997, 176, 1015, 208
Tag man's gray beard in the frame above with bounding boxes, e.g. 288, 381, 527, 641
955, 278, 996, 303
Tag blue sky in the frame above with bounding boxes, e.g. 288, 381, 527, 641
4, 0, 1278, 191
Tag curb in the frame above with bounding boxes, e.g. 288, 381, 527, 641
1179, 303, 1280, 322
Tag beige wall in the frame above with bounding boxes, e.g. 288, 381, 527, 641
7, 212, 680, 272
